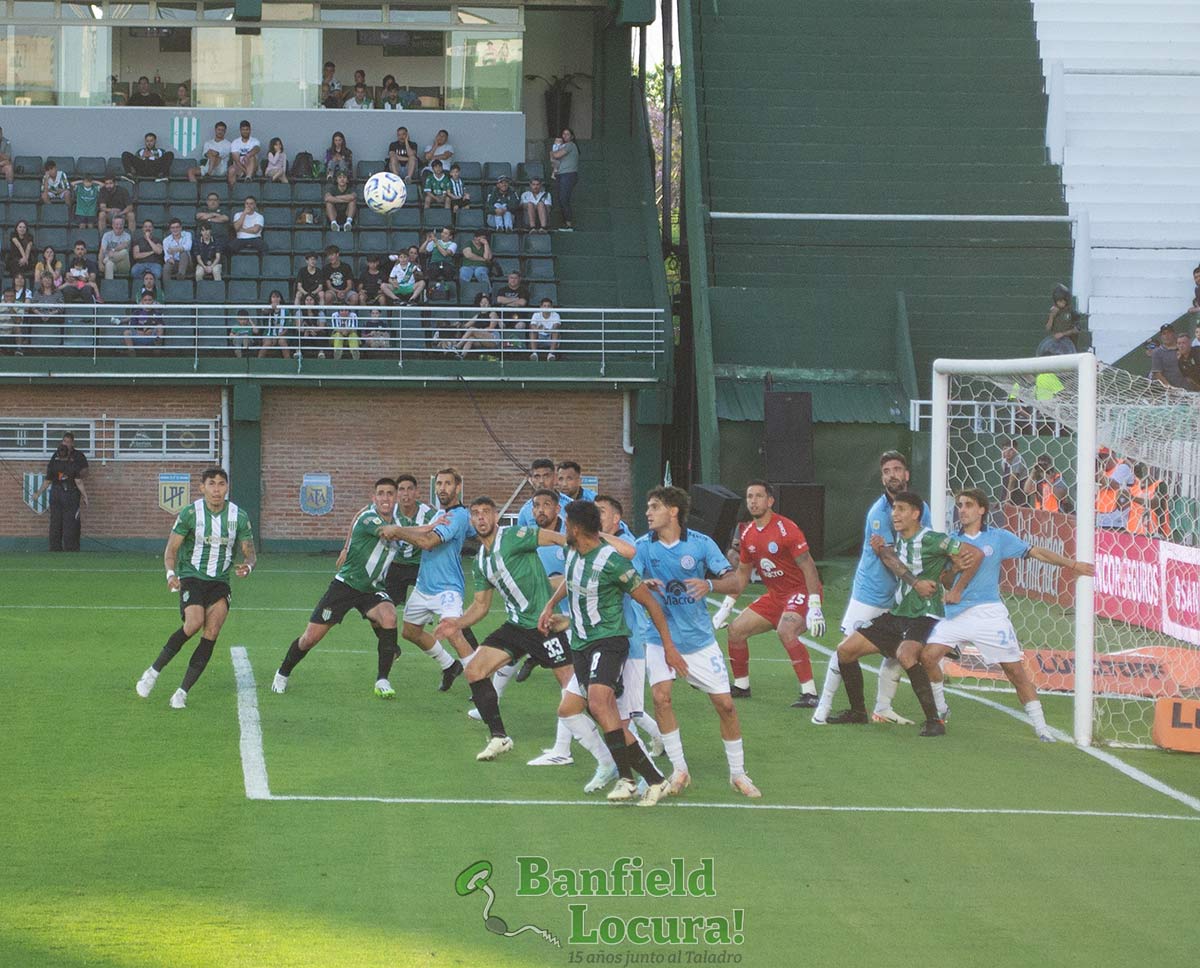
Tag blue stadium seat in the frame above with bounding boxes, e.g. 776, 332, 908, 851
388, 230, 419, 253
230, 254, 260, 278
170, 157, 197, 178
105, 157, 125, 176
13, 180, 41, 201
195, 279, 226, 303
137, 204, 168, 226
356, 160, 385, 179
455, 209, 484, 230
391, 208, 420, 229
38, 206, 69, 226
169, 181, 198, 202
263, 254, 293, 278
456, 161, 482, 182
358, 230, 387, 254
424, 209, 452, 229
164, 278, 194, 302
137, 181, 168, 201
63, 315, 96, 348
39, 227, 70, 250
227, 280, 258, 305
524, 257, 555, 281
357, 207, 386, 228
101, 279, 130, 303
491, 234, 519, 255
484, 162, 512, 182
493, 255, 520, 276
529, 282, 558, 304
523, 234, 553, 255
75, 156, 106, 177
260, 280, 290, 301
458, 281, 489, 306
14, 155, 43, 176
232, 181, 259, 201
517, 162, 545, 183
294, 182, 322, 203
263, 181, 291, 203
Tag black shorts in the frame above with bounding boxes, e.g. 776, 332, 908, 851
484, 622, 572, 669
179, 577, 230, 619
309, 579, 392, 626
857, 613, 938, 658
571, 635, 629, 692
384, 563, 419, 606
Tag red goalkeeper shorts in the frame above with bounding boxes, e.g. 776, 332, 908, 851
747, 589, 810, 627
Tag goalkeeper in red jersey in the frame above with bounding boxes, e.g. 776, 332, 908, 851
724, 480, 826, 707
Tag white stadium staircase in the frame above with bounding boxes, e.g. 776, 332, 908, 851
1035, 0, 1200, 361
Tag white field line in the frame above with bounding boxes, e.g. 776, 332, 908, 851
230, 646, 272, 801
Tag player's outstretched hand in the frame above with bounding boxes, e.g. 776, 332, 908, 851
433, 618, 458, 640
235, 563, 253, 578
167, 575, 181, 592
1073, 561, 1096, 577
869, 534, 886, 554
643, 578, 665, 593
807, 601, 826, 638
665, 645, 689, 678
683, 578, 711, 601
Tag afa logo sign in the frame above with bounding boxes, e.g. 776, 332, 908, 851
300, 473, 334, 515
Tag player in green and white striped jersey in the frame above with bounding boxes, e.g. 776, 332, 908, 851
272, 478, 420, 699
384, 473, 439, 609
135, 467, 256, 709
827, 490, 982, 736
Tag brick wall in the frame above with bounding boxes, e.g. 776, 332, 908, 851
0, 386, 223, 540
260, 387, 631, 541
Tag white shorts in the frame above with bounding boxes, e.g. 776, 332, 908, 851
402, 588, 464, 627
646, 641, 730, 696
928, 602, 1022, 666
564, 672, 586, 699
840, 598, 888, 636
616, 657, 646, 720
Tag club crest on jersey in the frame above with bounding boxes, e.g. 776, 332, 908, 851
182, 590, 190, 603
983, 544, 995, 557
158, 473, 190, 514
758, 557, 784, 579
767, 541, 779, 554
680, 554, 696, 569
300, 473, 334, 516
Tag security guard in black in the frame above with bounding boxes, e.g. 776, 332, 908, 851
39, 432, 89, 551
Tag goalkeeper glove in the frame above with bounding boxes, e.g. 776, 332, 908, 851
806, 594, 826, 638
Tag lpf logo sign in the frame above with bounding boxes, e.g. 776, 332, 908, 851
158, 473, 191, 513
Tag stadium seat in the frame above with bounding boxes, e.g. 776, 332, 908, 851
199, 179, 230, 200
105, 157, 125, 176
455, 209, 484, 230
263, 181, 291, 203
227, 280, 258, 305
13, 180, 40, 201
263, 254, 293, 278
7, 202, 37, 224
232, 181, 258, 201
492, 234, 519, 255
388, 230, 419, 252
62, 316, 95, 348
483, 162, 512, 182
517, 162, 545, 183
456, 161, 482, 182
137, 204, 168, 226
294, 182, 322, 203
391, 208, 421, 229
357, 207, 386, 228
53, 158, 76, 177
170, 157, 197, 178
424, 209, 452, 229
260, 279, 290, 300
524, 257, 555, 281
14, 155, 43, 176
27, 321, 62, 349
523, 234, 552, 255
230, 253, 260, 278
459, 281, 489, 306
38, 206, 69, 226
136, 181, 167, 201
493, 255, 520, 276
168, 181, 198, 202
164, 278, 195, 302
195, 279, 226, 303
358, 230, 388, 254
356, 160, 385, 179
75, 156, 106, 177
39, 227, 69, 250
529, 283, 558, 304
101, 279, 130, 303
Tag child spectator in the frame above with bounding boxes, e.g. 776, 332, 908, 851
122, 292, 164, 355
358, 253, 392, 306
521, 177, 552, 233
258, 289, 292, 359
230, 308, 258, 357
324, 171, 357, 231
322, 246, 355, 304
70, 171, 101, 229
41, 160, 72, 207
365, 309, 389, 352
265, 137, 289, 183
193, 224, 223, 282
295, 251, 324, 305
1044, 284, 1082, 348
162, 219, 193, 280
324, 132, 354, 182
387, 250, 424, 304
486, 176, 519, 231
423, 159, 451, 210
34, 246, 64, 291
137, 270, 162, 304
529, 297, 561, 361
97, 175, 135, 234
447, 164, 470, 213
331, 304, 360, 360
458, 230, 492, 285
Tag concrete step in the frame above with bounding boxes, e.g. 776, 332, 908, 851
1037, 21, 1200, 42
1092, 246, 1200, 266
1090, 318, 1168, 363
1092, 274, 1194, 297
1063, 164, 1200, 185
1066, 184, 1200, 204
1066, 129, 1200, 150
1064, 147, 1200, 167
1090, 221, 1200, 244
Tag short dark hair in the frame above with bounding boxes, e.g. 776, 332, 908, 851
530, 458, 555, 473
374, 477, 397, 490
955, 488, 990, 513
594, 494, 623, 517
169, 218, 181, 227
239, 119, 250, 128
880, 450, 909, 469
892, 489, 924, 513
201, 467, 228, 483
73, 239, 87, 249
470, 496, 497, 509
436, 466, 463, 485
44, 159, 57, 171
325, 245, 341, 256
395, 473, 417, 487
565, 499, 600, 535
61, 432, 75, 442
532, 488, 559, 503
138, 76, 150, 84
556, 460, 582, 475
745, 479, 774, 499
647, 485, 690, 530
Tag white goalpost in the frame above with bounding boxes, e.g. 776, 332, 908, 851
928, 353, 1200, 749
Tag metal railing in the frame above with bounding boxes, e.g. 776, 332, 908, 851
0, 303, 666, 377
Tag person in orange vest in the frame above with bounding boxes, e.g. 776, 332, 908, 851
1023, 454, 1072, 513
1095, 447, 1134, 528
1127, 462, 1171, 538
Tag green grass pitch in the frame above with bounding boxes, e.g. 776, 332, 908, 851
2, 551, 1198, 968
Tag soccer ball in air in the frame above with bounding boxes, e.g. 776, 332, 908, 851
363, 171, 408, 214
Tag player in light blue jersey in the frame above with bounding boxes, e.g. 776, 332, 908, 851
515, 458, 559, 527
633, 486, 762, 799
555, 460, 597, 505
390, 467, 478, 692
814, 450, 933, 726
922, 488, 1093, 740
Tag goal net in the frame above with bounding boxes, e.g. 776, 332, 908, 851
927, 353, 1200, 748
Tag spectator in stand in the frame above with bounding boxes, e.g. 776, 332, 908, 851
258, 289, 292, 359
1095, 447, 1134, 529
63, 241, 101, 304
446, 164, 470, 214
176, 84, 191, 107
229, 308, 257, 358
41, 160, 72, 208
227, 120, 261, 187
364, 309, 390, 353
228, 196, 266, 254
380, 80, 403, 111
422, 129, 454, 175
0, 288, 22, 354
459, 229, 492, 286
264, 138, 289, 183
136, 270, 162, 304
193, 223, 223, 282
100, 215, 133, 280
454, 292, 501, 358
1044, 283, 1081, 349
187, 121, 233, 183
1176, 331, 1200, 390
122, 292, 164, 355
6, 219, 36, 279
1150, 324, 1191, 389
320, 61, 343, 108
70, 171, 101, 229
1127, 462, 1171, 539
358, 253, 392, 306
297, 293, 327, 358
1193, 321, 1200, 348
1189, 265, 1200, 314
195, 191, 231, 246
324, 171, 357, 231
343, 82, 374, 110
294, 251, 324, 305
999, 440, 1028, 508
11, 271, 33, 308
550, 127, 579, 231
1024, 454, 1071, 513
331, 303, 360, 360
127, 76, 165, 107
0, 126, 14, 198
34, 246, 64, 292
424, 226, 458, 286
121, 132, 173, 181
386, 249, 424, 304
495, 270, 529, 328
422, 159, 451, 209
162, 219, 193, 280
131, 219, 165, 282
388, 127, 418, 182
325, 132, 354, 183
521, 176, 552, 233
353, 68, 367, 88
322, 246, 355, 305
97, 175, 135, 234
529, 298, 561, 361
29, 274, 65, 342
406, 244, 422, 274
486, 176, 519, 232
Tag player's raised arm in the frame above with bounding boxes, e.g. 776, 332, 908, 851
435, 586, 493, 640
163, 531, 185, 591
380, 521, 443, 549
1029, 545, 1095, 577
599, 531, 636, 559
535, 527, 567, 547
537, 580, 569, 633
336, 506, 366, 567
944, 543, 983, 604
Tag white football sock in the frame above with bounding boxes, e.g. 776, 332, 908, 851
931, 680, 948, 718
426, 641, 455, 670
815, 654, 841, 717
493, 661, 517, 698
1024, 700, 1049, 734
550, 716, 574, 757
733, 675, 750, 690
723, 737, 746, 777
799, 678, 816, 695
874, 657, 904, 714
633, 711, 663, 745
563, 713, 613, 767
661, 728, 688, 774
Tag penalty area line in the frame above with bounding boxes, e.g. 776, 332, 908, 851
231, 646, 272, 801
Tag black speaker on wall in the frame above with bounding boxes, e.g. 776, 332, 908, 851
764, 391, 815, 483
688, 483, 742, 550
770, 483, 825, 561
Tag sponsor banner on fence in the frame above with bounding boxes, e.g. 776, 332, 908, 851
1000, 505, 1076, 608
1152, 698, 1200, 752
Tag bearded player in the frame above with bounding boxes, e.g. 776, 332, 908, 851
724, 480, 826, 707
